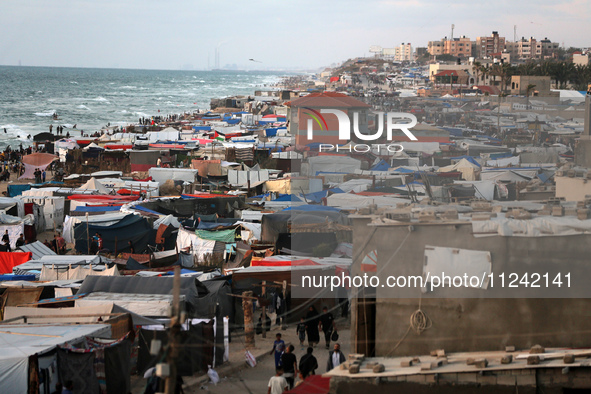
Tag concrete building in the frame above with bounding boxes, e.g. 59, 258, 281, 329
516, 37, 560, 59
427, 40, 444, 56
443, 36, 472, 57
573, 52, 589, 66
350, 210, 591, 358
476, 31, 506, 58
395, 43, 413, 62
510, 76, 551, 96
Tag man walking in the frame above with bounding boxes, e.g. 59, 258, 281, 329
298, 347, 318, 379
267, 368, 288, 394
280, 345, 298, 389
326, 343, 346, 372
319, 306, 335, 349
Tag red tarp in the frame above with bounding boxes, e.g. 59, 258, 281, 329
104, 144, 133, 150
0, 252, 32, 274
286, 375, 330, 394
181, 193, 236, 199
67, 195, 139, 201
252, 258, 349, 276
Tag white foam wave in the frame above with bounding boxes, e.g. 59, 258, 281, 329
120, 86, 137, 89
77, 105, 91, 110
93, 96, 109, 102
70, 81, 78, 84
34, 110, 56, 117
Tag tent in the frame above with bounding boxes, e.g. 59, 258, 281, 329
19, 153, 58, 180
438, 158, 481, 181
0, 324, 109, 394
73, 214, 153, 254
78, 177, 110, 194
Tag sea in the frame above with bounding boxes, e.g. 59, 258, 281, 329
0, 66, 287, 148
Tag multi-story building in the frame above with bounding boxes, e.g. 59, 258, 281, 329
476, 31, 506, 58
394, 43, 412, 62
515, 37, 560, 59
428, 36, 472, 57
573, 52, 590, 66
427, 40, 444, 56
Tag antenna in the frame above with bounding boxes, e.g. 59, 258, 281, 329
451, 24, 455, 40
514, 25, 517, 42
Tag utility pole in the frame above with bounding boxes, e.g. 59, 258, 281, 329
243, 291, 255, 348
164, 267, 181, 394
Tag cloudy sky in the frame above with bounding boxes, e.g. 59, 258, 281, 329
0, 0, 589, 71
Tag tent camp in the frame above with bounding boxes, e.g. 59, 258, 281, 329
19, 153, 58, 180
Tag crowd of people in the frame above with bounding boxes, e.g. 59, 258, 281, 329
266, 305, 343, 393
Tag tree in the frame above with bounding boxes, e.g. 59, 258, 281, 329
472, 61, 482, 85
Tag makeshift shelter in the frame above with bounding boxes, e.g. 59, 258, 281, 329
0, 252, 31, 274
78, 177, 110, 194
304, 155, 362, 176
19, 196, 65, 231
0, 324, 110, 394
73, 214, 153, 254
139, 196, 245, 217
19, 153, 58, 180
437, 158, 481, 181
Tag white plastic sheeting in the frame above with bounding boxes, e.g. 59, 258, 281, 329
422, 245, 492, 291
40, 265, 119, 281
153, 214, 180, 229
326, 193, 407, 209
19, 196, 65, 231
472, 216, 591, 238
228, 170, 270, 186
149, 168, 198, 184
305, 156, 361, 176
236, 221, 262, 242
454, 180, 497, 201
485, 156, 520, 167
176, 227, 216, 260
438, 158, 480, 181
0, 324, 109, 394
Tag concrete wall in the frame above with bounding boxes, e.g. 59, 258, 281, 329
555, 175, 591, 201
352, 220, 591, 356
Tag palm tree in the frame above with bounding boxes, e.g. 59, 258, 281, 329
472, 61, 482, 86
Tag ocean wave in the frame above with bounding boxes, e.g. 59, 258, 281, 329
70, 81, 78, 84
134, 112, 151, 118
77, 105, 91, 110
93, 96, 109, 102
120, 85, 137, 89
34, 110, 56, 117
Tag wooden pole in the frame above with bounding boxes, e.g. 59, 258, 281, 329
243, 290, 255, 348
86, 213, 90, 255
261, 281, 267, 338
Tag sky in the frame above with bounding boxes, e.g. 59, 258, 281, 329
0, 0, 589, 71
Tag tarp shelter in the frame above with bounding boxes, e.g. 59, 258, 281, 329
15, 255, 102, 271
19, 153, 58, 180
77, 276, 223, 318
73, 214, 153, 254
63, 212, 128, 244
129, 150, 163, 172
78, 177, 110, 194
0, 252, 31, 274
438, 158, 481, 181
0, 324, 110, 394
305, 155, 361, 176
227, 169, 270, 186
19, 196, 65, 231
149, 168, 198, 184
139, 196, 245, 217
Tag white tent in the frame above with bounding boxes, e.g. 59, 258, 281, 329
78, 177, 110, 194
0, 324, 109, 393
438, 158, 481, 181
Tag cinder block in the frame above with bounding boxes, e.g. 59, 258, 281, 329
401, 360, 413, 367
466, 358, 476, 365
349, 364, 360, 374
407, 374, 426, 383
530, 345, 545, 354
436, 349, 446, 358
477, 374, 497, 385
457, 372, 478, 383
527, 356, 540, 365
474, 359, 488, 368
505, 346, 516, 352
564, 354, 575, 364
501, 355, 513, 364
373, 364, 385, 373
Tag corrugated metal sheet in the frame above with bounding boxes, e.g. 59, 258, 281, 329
18, 241, 56, 260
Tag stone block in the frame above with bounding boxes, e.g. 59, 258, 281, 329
564, 354, 575, 364
372, 364, 385, 373
530, 345, 545, 354
501, 355, 513, 364
527, 356, 540, 365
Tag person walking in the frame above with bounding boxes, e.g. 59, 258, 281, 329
326, 343, 346, 372
269, 333, 285, 369
280, 345, 298, 389
305, 305, 320, 347
319, 306, 335, 349
267, 368, 288, 394
42, 169, 46, 183
298, 347, 318, 379
296, 317, 306, 349
49, 124, 53, 134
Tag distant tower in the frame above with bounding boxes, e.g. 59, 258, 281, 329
451, 24, 455, 40
514, 25, 517, 42
575, 85, 591, 166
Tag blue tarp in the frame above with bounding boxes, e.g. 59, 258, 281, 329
451, 155, 481, 167
225, 119, 241, 125
193, 126, 212, 131
7, 184, 31, 197
275, 194, 302, 202
302, 188, 344, 203
370, 159, 391, 171
390, 167, 414, 173
30, 181, 64, 187
74, 214, 153, 254
133, 205, 164, 216
74, 205, 122, 212
0, 274, 36, 282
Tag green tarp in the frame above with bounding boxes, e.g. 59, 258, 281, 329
195, 228, 236, 243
